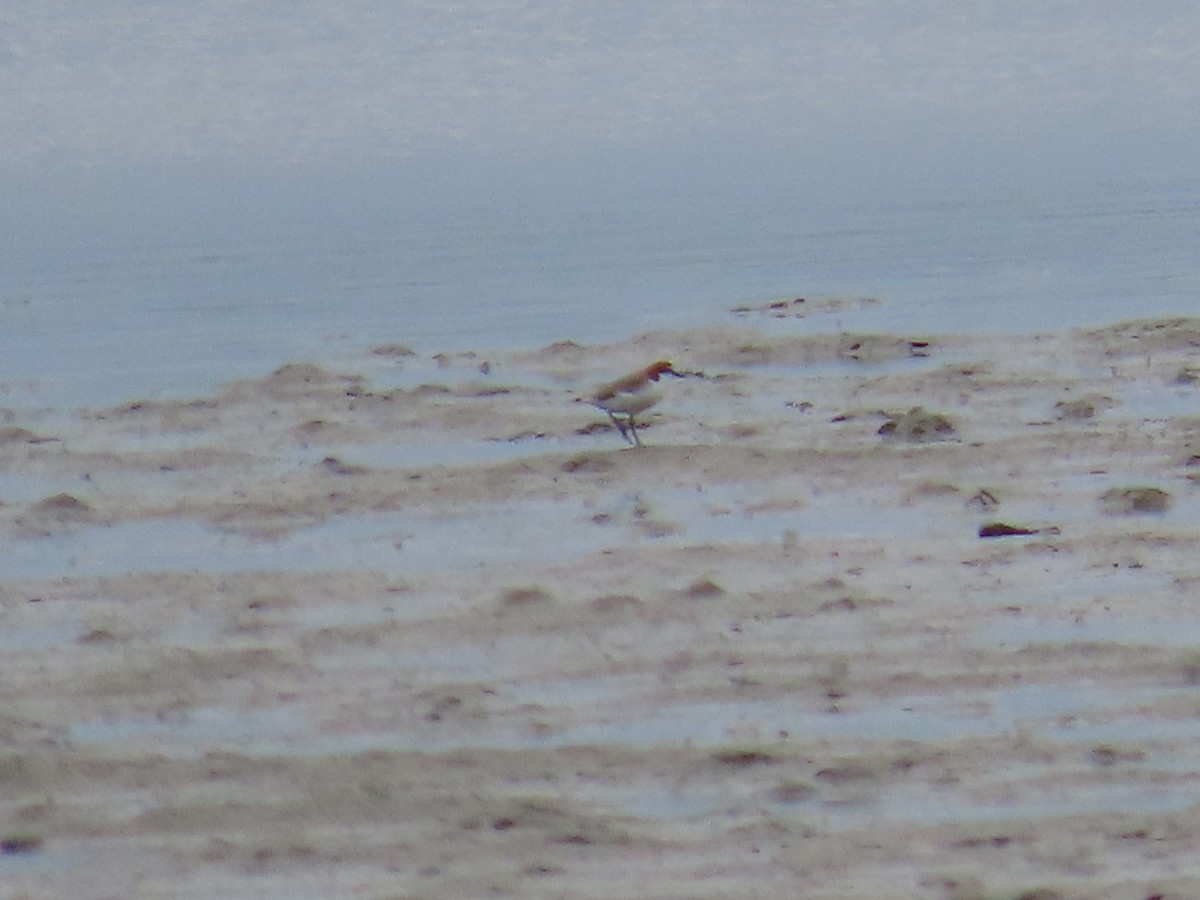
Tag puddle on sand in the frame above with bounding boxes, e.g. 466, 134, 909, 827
0, 623, 83, 653
986, 681, 1194, 731
0, 608, 222, 654
0, 471, 77, 505
12, 479, 958, 582
976, 566, 1179, 613
979, 614, 1200, 650
573, 782, 731, 821
284, 433, 579, 471
6, 499, 612, 579
70, 705, 309, 759
642, 483, 957, 545
0, 844, 83, 881
1111, 382, 1200, 421
68, 676, 1200, 756
517, 679, 1200, 754
318, 642, 513, 683
57, 429, 227, 456
693, 498, 945, 544
799, 770, 1197, 831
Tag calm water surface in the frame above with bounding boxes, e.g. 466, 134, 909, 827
3, 168, 1198, 409
2, 2, 1199, 407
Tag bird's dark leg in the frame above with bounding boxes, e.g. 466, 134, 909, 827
628, 416, 642, 447
606, 411, 633, 445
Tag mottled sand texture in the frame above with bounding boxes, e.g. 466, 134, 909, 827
5, 311, 1200, 898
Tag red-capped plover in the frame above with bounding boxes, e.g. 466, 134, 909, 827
588, 360, 684, 447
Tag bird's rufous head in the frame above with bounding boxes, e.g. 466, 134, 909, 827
645, 360, 683, 381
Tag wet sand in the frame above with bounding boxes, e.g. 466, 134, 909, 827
5, 307, 1200, 897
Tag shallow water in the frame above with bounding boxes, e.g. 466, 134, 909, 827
4, 171, 1200, 411
5, 505, 596, 579
979, 614, 1200, 650
63, 669, 1200, 768
282, 435, 570, 471
5, 477, 964, 581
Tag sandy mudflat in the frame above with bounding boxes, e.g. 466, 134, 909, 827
5, 308, 1200, 898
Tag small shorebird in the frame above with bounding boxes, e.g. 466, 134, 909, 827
587, 360, 685, 446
